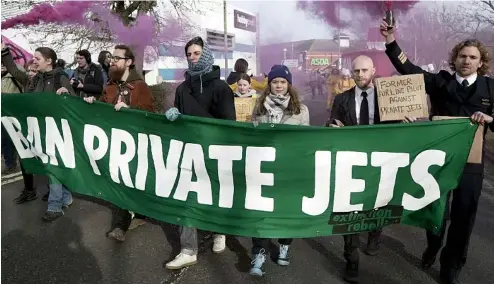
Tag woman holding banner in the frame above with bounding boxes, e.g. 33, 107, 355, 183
249, 64, 310, 276
2, 43, 74, 220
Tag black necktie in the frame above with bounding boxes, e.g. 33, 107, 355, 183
462, 79, 469, 88
360, 91, 369, 125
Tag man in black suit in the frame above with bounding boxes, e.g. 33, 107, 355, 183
327, 55, 383, 283
381, 20, 494, 284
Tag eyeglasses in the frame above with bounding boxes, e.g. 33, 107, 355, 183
110, 56, 130, 62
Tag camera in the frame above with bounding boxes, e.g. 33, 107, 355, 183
71, 78, 81, 88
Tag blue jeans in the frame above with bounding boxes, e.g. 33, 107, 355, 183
1, 125, 15, 168
47, 183, 73, 212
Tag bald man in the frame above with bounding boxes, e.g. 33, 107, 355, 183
327, 55, 383, 283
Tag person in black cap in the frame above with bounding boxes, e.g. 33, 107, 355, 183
381, 19, 494, 284
71, 49, 104, 99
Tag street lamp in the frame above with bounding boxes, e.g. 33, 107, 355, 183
283, 48, 287, 61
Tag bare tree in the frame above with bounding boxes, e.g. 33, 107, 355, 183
469, 0, 494, 27
3, 0, 202, 69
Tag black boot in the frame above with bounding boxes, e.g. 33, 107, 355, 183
421, 247, 437, 270
107, 228, 126, 242
364, 234, 380, 256
42, 211, 63, 222
2, 166, 17, 176
439, 267, 461, 284
343, 262, 359, 283
13, 189, 38, 204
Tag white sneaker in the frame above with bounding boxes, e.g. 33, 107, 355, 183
165, 253, 197, 270
212, 234, 226, 254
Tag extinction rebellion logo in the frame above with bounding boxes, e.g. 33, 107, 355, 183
328, 205, 403, 234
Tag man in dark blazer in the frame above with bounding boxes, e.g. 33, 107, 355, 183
380, 20, 494, 284
327, 55, 383, 283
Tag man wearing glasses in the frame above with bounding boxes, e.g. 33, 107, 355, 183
84, 44, 154, 242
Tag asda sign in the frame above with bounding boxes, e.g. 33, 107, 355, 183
310, 58, 330, 66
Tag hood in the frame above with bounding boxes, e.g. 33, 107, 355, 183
187, 65, 220, 83
126, 68, 144, 83
235, 89, 257, 98
39, 67, 66, 80
108, 68, 143, 84
186, 65, 221, 94
226, 71, 240, 85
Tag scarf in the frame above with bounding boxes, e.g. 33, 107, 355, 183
235, 89, 257, 98
186, 42, 214, 94
75, 64, 90, 81
263, 93, 291, 124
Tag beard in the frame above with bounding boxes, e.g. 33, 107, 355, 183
109, 65, 126, 81
356, 77, 373, 89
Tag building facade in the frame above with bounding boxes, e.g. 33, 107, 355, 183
145, 1, 259, 83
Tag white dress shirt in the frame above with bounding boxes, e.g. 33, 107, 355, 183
455, 72, 477, 87
355, 86, 375, 125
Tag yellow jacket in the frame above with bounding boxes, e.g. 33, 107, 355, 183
334, 78, 356, 95
230, 77, 268, 93
326, 75, 340, 95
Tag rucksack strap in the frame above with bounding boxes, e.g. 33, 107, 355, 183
10, 77, 23, 93
54, 71, 68, 91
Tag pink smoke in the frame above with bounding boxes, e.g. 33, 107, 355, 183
90, 5, 182, 60
1, 0, 183, 60
1, 1, 95, 29
297, 0, 419, 28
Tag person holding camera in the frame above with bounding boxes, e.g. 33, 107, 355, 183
71, 49, 104, 99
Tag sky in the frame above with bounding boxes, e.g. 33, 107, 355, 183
231, 0, 463, 44
232, 0, 335, 43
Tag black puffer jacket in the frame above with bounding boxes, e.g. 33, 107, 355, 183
72, 63, 104, 98
174, 65, 236, 120
226, 71, 241, 85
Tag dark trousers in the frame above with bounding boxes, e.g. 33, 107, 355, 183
343, 229, 383, 264
310, 84, 323, 97
1, 125, 15, 168
112, 207, 146, 232
20, 163, 35, 191
112, 208, 132, 232
434, 169, 483, 280
251, 238, 293, 255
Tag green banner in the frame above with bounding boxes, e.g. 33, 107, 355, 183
1, 93, 476, 238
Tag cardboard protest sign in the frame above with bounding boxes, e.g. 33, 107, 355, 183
234, 97, 257, 122
376, 74, 429, 121
432, 116, 484, 164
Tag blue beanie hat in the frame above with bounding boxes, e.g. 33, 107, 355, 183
268, 64, 292, 85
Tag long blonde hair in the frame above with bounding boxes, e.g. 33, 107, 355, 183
253, 83, 302, 116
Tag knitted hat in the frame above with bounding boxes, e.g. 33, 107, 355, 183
268, 65, 292, 85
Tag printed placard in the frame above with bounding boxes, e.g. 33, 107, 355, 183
376, 74, 429, 121
234, 97, 257, 122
